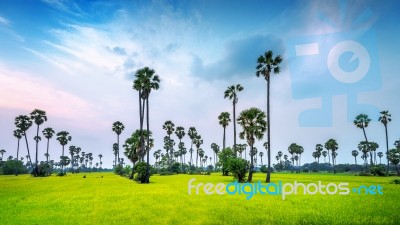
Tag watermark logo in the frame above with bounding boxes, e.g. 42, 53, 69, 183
285, 3, 381, 127
188, 178, 383, 200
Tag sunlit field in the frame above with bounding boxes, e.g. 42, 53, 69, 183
0, 172, 399, 225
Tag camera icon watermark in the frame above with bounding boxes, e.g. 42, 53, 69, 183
286, 28, 381, 127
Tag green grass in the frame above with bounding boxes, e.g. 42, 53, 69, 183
0, 172, 399, 224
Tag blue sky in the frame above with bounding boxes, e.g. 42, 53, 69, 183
0, 0, 399, 168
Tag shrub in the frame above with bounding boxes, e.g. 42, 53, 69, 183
389, 179, 400, 184
114, 164, 125, 176
133, 162, 149, 183
260, 165, 268, 173
228, 158, 249, 183
370, 165, 386, 176
1, 160, 28, 175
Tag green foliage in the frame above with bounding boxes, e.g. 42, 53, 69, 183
370, 165, 386, 176
0, 160, 28, 175
389, 179, 400, 184
217, 147, 234, 176
228, 157, 249, 182
133, 162, 149, 183
170, 162, 181, 174
30, 162, 50, 177
260, 165, 268, 173
114, 164, 124, 176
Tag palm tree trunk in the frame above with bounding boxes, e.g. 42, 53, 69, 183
266, 79, 271, 183
233, 101, 237, 156
62, 145, 65, 173
327, 150, 331, 164
145, 97, 150, 183
24, 132, 33, 166
46, 138, 49, 163
35, 125, 40, 176
355, 157, 357, 165
117, 134, 120, 165
248, 144, 254, 182
15, 139, 20, 176
362, 127, 373, 165
223, 127, 226, 150
385, 125, 389, 175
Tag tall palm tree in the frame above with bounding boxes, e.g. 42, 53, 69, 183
259, 151, 264, 166
325, 139, 338, 172
237, 107, 267, 182
194, 135, 203, 168
69, 145, 76, 171
42, 127, 55, 164
56, 131, 71, 173
98, 154, 103, 170
112, 143, 118, 167
15, 115, 33, 166
211, 143, 220, 167
377, 152, 383, 164
378, 110, 391, 174
352, 150, 359, 164
0, 149, 6, 161
112, 121, 125, 166
187, 127, 197, 166
135, 67, 160, 183
175, 126, 185, 164
224, 84, 244, 156
218, 112, 231, 150
13, 129, 23, 175
354, 114, 373, 165
297, 145, 304, 166
256, 50, 282, 183
322, 151, 327, 163
163, 121, 175, 138
30, 109, 47, 176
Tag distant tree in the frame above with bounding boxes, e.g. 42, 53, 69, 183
15, 115, 33, 166
224, 84, 244, 156
322, 151, 327, 163
112, 121, 125, 165
42, 127, 55, 165
354, 114, 373, 165
352, 150, 359, 164
211, 143, 220, 167
325, 139, 338, 172
256, 50, 283, 183
237, 107, 267, 182
175, 126, 185, 163
388, 148, 400, 174
378, 111, 391, 174
187, 127, 197, 166
218, 112, 231, 150
30, 109, 47, 177
113, 143, 118, 167
56, 131, 71, 174
13, 129, 23, 175
377, 152, 383, 164
259, 151, 264, 166
0, 149, 6, 161
194, 135, 203, 168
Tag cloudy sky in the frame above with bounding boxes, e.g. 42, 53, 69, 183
0, 0, 399, 168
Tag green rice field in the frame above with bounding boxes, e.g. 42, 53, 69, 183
0, 172, 399, 225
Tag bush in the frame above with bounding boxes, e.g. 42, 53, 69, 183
31, 162, 51, 177
228, 158, 249, 183
133, 162, 149, 183
370, 165, 386, 176
358, 171, 371, 176
159, 171, 174, 176
260, 165, 268, 173
114, 164, 125, 176
170, 162, 181, 174
0, 160, 28, 175
389, 179, 400, 184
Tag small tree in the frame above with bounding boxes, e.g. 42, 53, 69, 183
228, 157, 249, 183
217, 147, 234, 176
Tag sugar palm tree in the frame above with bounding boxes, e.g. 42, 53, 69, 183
175, 126, 185, 164
218, 112, 231, 150
325, 139, 338, 172
13, 129, 23, 175
259, 151, 264, 166
30, 109, 47, 176
112, 121, 125, 166
322, 151, 327, 163
98, 154, 103, 170
256, 50, 282, 183
163, 121, 175, 138
211, 143, 220, 167
354, 114, 373, 165
134, 67, 160, 183
224, 84, 244, 155
112, 143, 118, 167
69, 145, 76, 171
188, 127, 197, 166
0, 149, 6, 161
352, 150, 359, 164
15, 115, 33, 166
42, 127, 55, 164
56, 131, 71, 173
297, 145, 304, 166
237, 107, 267, 182
194, 135, 203, 168
378, 110, 391, 174
377, 152, 383, 164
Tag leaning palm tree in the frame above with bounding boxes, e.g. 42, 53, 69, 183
15, 115, 33, 166
218, 112, 231, 150
378, 111, 391, 174
112, 121, 125, 166
13, 129, 23, 175
352, 150, 359, 164
56, 131, 72, 174
30, 109, 47, 177
256, 50, 282, 183
42, 127, 55, 164
224, 84, 244, 155
237, 107, 267, 182
354, 114, 373, 165
134, 67, 160, 183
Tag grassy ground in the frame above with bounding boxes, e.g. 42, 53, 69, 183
0, 172, 399, 225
